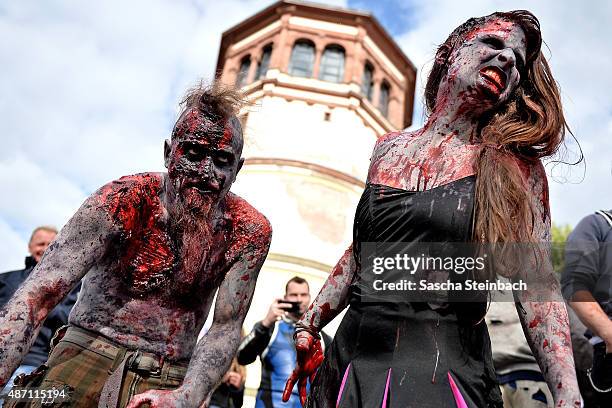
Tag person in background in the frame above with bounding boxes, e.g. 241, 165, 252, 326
0, 226, 81, 405
237, 277, 331, 408
487, 299, 554, 408
562, 209, 612, 405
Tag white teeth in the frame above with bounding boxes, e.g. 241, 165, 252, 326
482, 68, 503, 88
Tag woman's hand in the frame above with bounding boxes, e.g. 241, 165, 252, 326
282, 331, 324, 406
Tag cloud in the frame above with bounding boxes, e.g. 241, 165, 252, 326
0, 0, 607, 271
0, 219, 28, 275
393, 0, 612, 226
0, 0, 347, 271
0, 154, 86, 273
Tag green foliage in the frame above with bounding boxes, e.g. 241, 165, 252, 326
551, 223, 573, 274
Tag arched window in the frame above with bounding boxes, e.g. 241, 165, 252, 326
256, 44, 273, 80
236, 55, 251, 87
318, 45, 345, 83
379, 81, 391, 118
362, 62, 374, 101
289, 40, 315, 78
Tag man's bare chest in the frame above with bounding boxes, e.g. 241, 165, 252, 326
115, 212, 230, 296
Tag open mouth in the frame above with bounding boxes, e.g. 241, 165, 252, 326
185, 183, 215, 195
479, 66, 506, 94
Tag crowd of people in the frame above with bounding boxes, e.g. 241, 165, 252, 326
0, 8, 610, 408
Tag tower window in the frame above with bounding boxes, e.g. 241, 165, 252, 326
318, 45, 345, 83
362, 62, 374, 101
256, 44, 273, 80
289, 40, 315, 78
379, 81, 391, 118
236, 55, 251, 87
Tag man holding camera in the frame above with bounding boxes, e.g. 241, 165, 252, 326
237, 277, 330, 408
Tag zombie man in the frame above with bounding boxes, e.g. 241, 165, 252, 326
0, 83, 272, 408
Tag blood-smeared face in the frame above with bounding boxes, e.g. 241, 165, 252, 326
165, 108, 243, 214
440, 18, 527, 113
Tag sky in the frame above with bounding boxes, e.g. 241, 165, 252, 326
0, 0, 610, 271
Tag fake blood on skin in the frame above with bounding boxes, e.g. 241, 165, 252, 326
99, 174, 176, 294
327, 246, 353, 289
463, 19, 517, 42
225, 195, 271, 268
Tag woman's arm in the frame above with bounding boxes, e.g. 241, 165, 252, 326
514, 161, 581, 408
298, 245, 356, 332
283, 245, 357, 405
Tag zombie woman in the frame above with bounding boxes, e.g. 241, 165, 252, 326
282, 10, 581, 408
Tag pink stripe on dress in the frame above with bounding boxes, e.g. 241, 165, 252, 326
447, 372, 468, 408
381, 368, 392, 408
336, 363, 352, 407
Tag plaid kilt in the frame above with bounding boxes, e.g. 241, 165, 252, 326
3, 326, 187, 408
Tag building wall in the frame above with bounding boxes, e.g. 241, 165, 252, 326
220, 8, 414, 131
230, 89, 369, 405
212, 3, 415, 405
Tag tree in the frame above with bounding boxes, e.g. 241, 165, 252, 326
551, 223, 573, 274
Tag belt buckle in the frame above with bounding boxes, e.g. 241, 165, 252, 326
132, 351, 162, 376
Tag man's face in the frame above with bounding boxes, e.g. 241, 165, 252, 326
165, 108, 243, 213
284, 282, 311, 316
28, 230, 57, 263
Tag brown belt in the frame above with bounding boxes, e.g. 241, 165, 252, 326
55, 325, 188, 408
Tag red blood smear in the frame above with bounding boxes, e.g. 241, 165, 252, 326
219, 124, 234, 149
528, 316, 541, 329
99, 173, 176, 293
185, 109, 203, 134
225, 193, 271, 268
328, 248, 351, 288
463, 19, 517, 42
318, 302, 333, 324
28, 279, 72, 322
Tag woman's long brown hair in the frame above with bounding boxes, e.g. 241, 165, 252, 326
425, 11, 568, 278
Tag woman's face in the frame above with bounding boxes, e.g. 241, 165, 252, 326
441, 18, 527, 111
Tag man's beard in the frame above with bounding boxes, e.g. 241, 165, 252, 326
181, 187, 216, 217
168, 190, 217, 295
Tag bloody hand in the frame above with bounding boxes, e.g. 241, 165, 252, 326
126, 388, 192, 408
282, 330, 324, 406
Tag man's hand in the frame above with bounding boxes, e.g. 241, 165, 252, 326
282, 331, 324, 406
126, 388, 192, 408
602, 323, 612, 353
570, 291, 612, 353
262, 299, 290, 328
225, 371, 242, 388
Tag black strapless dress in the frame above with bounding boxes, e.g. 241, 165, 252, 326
307, 176, 503, 408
